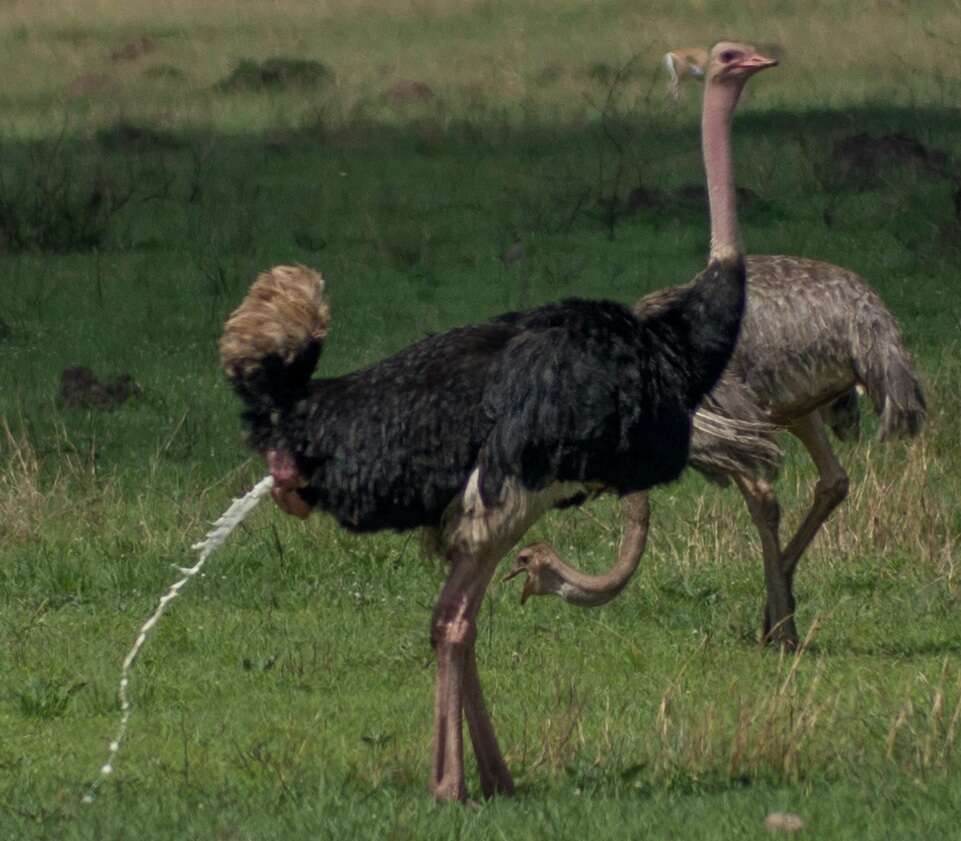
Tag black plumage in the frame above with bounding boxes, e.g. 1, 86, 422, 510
228, 277, 743, 534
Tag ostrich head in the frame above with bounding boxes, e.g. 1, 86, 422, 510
706, 41, 778, 87
503, 542, 567, 604
503, 492, 651, 608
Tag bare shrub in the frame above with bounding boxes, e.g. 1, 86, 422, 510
0, 138, 137, 254
96, 121, 185, 153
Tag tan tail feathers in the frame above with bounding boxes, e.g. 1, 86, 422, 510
220, 265, 331, 378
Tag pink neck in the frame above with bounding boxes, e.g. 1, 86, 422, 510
702, 79, 743, 261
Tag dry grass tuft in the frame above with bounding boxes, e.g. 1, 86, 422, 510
822, 433, 954, 571
511, 678, 587, 775
645, 366, 959, 600
653, 620, 837, 783
0, 414, 110, 544
819, 367, 960, 585
886, 658, 961, 773
0, 415, 46, 541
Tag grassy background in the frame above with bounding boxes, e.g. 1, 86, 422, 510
1, 1, 960, 837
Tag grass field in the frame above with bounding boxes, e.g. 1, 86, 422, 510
1, 1, 960, 838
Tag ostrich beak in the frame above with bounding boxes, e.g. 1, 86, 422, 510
520, 579, 535, 605
502, 556, 535, 604
736, 53, 778, 73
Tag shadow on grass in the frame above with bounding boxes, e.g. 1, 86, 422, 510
0, 103, 958, 257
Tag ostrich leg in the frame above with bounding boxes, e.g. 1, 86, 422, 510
774, 411, 850, 601
733, 474, 797, 647
749, 412, 850, 646
431, 558, 493, 801
430, 544, 516, 801
463, 646, 514, 797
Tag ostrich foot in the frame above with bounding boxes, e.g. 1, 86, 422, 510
481, 774, 514, 799
477, 759, 515, 799
430, 775, 468, 803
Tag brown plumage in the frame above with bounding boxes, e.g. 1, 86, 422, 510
689, 254, 924, 645
635, 252, 926, 646
508, 55, 926, 650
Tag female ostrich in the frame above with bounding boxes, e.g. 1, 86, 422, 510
219, 43, 775, 801
507, 54, 925, 649
688, 256, 923, 646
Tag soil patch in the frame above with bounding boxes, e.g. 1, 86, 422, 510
216, 57, 334, 93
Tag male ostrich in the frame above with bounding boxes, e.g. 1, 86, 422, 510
507, 53, 926, 649
219, 44, 775, 801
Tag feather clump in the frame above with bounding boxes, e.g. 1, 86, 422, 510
220, 264, 330, 378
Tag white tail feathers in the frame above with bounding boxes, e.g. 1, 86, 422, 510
852, 318, 926, 441
665, 52, 681, 100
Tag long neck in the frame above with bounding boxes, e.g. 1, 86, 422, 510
538, 493, 650, 608
702, 78, 743, 262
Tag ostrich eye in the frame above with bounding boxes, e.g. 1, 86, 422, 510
720, 50, 741, 63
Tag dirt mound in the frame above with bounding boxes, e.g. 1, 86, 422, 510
66, 73, 111, 99
110, 36, 154, 62
217, 57, 334, 93
57, 367, 141, 410
385, 80, 434, 106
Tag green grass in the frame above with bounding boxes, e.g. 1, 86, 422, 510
1, 1, 961, 837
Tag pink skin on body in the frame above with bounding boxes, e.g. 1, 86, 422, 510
266, 449, 313, 519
